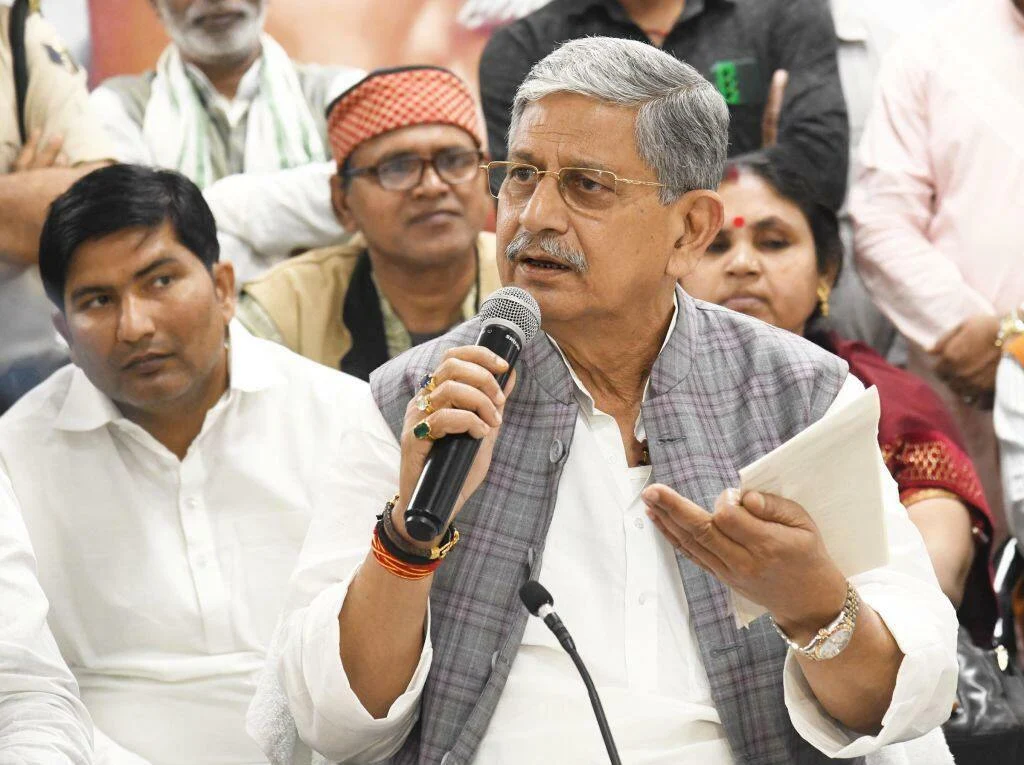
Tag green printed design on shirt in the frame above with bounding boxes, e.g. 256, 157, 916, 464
712, 60, 741, 105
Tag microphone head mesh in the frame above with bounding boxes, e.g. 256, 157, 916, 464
519, 580, 554, 615
479, 287, 541, 344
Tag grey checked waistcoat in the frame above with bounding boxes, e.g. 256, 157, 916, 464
369, 289, 856, 765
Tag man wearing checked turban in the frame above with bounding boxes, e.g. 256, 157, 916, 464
237, 66, 498, 381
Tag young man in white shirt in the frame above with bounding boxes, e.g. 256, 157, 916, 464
0, 163, 377, 765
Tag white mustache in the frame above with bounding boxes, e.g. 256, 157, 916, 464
185, 1, 256, 25
505, 232, 589, 273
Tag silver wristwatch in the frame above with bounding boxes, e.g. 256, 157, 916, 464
771, 584, 860, 661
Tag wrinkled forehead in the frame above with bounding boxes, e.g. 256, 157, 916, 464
509, 93, 647, 176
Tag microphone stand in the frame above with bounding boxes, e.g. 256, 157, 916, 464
520, 581, 623, 765
565, 640, 623, 765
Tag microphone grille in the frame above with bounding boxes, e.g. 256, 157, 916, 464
518, 580, 554, 616
479, 287, 541, 344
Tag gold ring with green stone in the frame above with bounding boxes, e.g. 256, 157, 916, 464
413, 419, 438, 441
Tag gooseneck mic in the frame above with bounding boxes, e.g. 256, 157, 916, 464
403, 287, 541, 542
519, 581, 623, 765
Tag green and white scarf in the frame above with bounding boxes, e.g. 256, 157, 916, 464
143, 35, 326, 189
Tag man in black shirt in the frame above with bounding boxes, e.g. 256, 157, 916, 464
479, 0, 849, 211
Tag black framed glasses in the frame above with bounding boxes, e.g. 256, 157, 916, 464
344, 148, 484, 191
481, 160, 667, 213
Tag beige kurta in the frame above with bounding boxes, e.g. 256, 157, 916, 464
237, 231, 501, 370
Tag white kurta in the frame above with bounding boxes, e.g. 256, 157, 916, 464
260, 335, 958, 764
995, 354, 1024, 537
0, 322, 375, 765
0, 471, 92, 763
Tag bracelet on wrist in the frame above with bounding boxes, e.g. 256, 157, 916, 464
372, 494, 460, 580
371, 528, 442, 580
378, 493, 459, 561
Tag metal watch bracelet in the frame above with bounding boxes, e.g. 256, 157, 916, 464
771, 584, 860, 661
996, 307, 1024, 349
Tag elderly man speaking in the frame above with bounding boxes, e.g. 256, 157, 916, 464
252, 38, 956, 764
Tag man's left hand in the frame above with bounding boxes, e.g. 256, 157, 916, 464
643, 485, 847, 642
933, 314, 1000, 402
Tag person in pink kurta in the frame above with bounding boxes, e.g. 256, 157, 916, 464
850, 0, 1024, 533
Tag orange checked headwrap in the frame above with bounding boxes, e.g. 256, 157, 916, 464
325, 66, 484, 166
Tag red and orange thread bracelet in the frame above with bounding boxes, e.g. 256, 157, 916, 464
371, 527, 443, 580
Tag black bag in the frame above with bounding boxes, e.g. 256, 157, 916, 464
943, 626, 1024, 765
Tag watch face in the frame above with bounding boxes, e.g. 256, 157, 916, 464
815, 625, 853, 660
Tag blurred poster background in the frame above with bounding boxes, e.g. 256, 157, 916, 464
77, 0, 551, 92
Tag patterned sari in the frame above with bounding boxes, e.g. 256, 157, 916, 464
818, 332, 997, 645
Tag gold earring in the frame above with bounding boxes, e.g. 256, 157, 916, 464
816, 283, 831, 318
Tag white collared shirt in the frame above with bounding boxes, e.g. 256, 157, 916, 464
261, 324, 958, 763
0, 322, 377, 765
0, 471, 92, 763
995, 355, 1024, 537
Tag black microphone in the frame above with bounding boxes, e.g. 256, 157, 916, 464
403, 287, 541, 542
519, 580, 623, 765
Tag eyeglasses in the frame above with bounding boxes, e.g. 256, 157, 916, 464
345, 148, 484, 191
481, 161, 667, 213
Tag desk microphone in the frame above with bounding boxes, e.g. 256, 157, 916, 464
519, 580, 623, 765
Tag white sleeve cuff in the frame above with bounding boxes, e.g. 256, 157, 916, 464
293, 564, 433, 762
784, 571, 958, 757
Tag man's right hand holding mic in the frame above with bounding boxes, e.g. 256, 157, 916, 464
338, 346, 516, 719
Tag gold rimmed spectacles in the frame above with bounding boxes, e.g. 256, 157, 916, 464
480, 161, 666, 212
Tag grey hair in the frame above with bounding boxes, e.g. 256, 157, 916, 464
509, 37, 729, 204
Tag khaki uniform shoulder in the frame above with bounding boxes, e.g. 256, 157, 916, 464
0, 8, 114, 171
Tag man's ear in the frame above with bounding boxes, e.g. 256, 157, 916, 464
212, 261, 237, 323
52, 311, 75, 364
330, 173, 360, 234
666, 189, 725, 280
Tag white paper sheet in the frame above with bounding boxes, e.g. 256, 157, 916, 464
730, 386, 889, 627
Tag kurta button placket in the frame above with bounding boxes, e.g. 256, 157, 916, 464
179, 456, 233, 652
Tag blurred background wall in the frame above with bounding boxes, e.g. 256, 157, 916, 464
80, 0, 539, 93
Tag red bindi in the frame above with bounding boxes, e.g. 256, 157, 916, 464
732, 216, 746, 229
